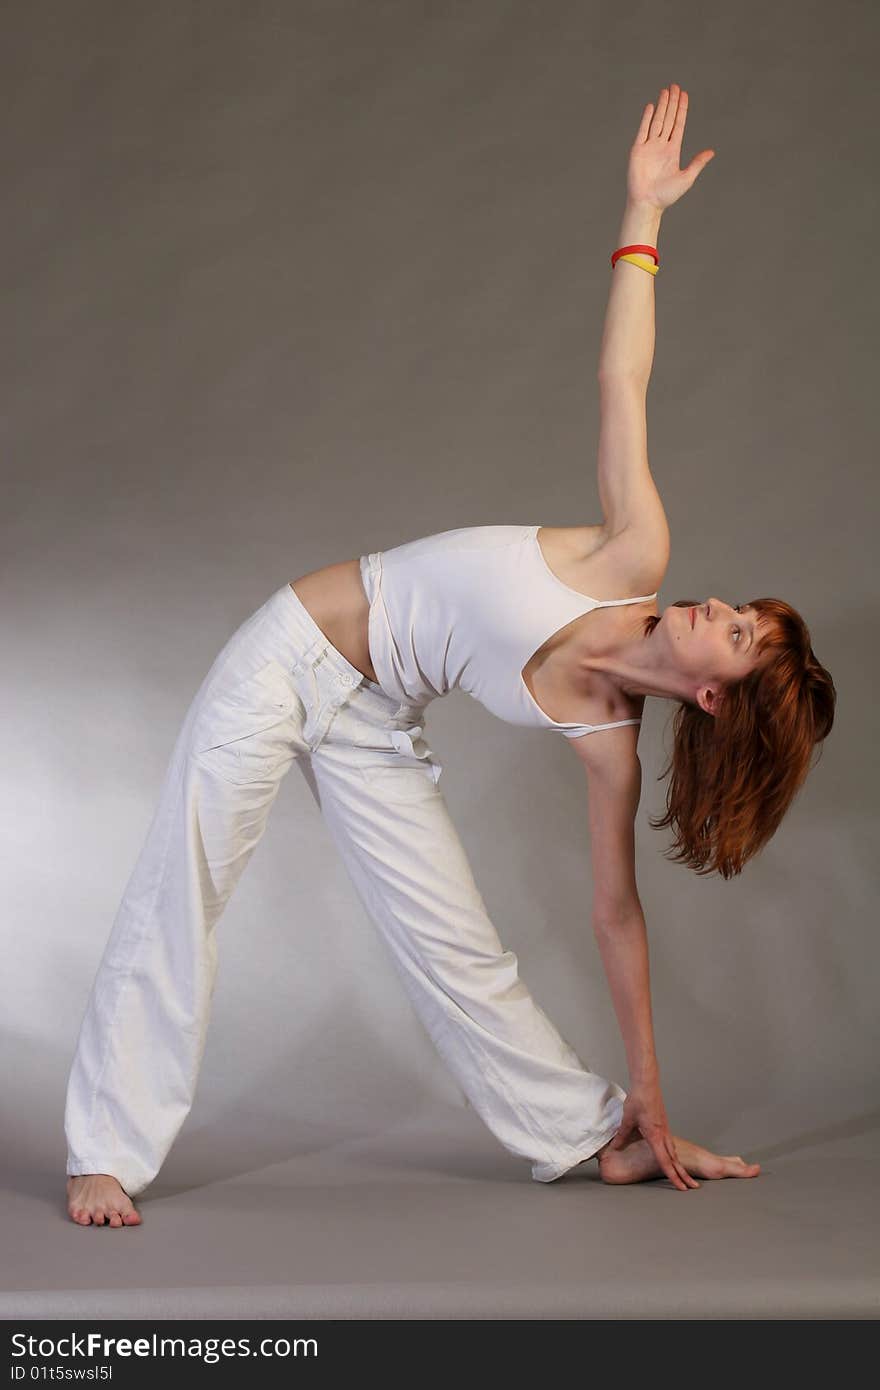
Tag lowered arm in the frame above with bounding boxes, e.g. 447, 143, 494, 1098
572, 734, 661, 1087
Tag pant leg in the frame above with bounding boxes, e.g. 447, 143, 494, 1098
305, 714, 627, 1183
64, 602, 309, 1199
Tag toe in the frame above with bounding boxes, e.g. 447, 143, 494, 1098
122, 1210, 142, 1225
93, 1208, 106, 1225
733, 1156, 761, 1175
108, 1211, 123, 1227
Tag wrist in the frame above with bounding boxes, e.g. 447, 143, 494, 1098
630, 1060, 660, 1087
618, 200, 663, 250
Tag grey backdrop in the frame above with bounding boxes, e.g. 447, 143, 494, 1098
3, 0, 878, 1316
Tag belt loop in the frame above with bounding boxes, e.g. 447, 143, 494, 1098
290, 634, 322, 677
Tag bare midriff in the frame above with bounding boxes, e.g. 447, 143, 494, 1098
289, 559, 379, 685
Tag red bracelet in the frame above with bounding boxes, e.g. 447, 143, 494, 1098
611, 243, 660, 269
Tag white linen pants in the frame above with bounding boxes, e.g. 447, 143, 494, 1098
64, 573, 626, 1197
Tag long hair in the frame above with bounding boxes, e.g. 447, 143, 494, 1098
643, 598, 836, 880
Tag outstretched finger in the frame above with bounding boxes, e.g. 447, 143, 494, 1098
656, 1145, 689, 1191
661, 84, 682, 140
649, 87, 670, 139
649, 1136, 691, 1191
667, 1139, 700, 1189
670, 87, 689, 145
635, 101, 654, 144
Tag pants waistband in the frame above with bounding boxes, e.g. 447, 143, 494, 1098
264, 581, 422, 720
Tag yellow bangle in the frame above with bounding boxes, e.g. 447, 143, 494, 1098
614, 252, 659, 276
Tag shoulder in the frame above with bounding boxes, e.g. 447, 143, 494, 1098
566, 716, 644, 777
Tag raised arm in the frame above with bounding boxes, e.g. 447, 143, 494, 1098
598, 82, 715, 384
594, 85, 713, 546
597, 199, 663, 384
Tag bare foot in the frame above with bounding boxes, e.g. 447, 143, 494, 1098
66, 1173, 142, 1227
595, 1135, 761, 1188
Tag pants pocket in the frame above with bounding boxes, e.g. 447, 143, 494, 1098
357, 725, 444, 800
191, 658, 302, 783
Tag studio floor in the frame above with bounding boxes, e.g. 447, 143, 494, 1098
3, 1097, 878, 1320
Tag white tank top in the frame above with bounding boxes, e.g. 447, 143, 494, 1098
359, 524, 657, 739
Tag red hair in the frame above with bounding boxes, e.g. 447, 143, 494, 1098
646, 597, 836, 879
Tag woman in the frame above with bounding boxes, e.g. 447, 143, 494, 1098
65, 85, 835, 1227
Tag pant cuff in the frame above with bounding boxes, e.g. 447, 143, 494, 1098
529, 1123, 620, 1183
66, 1161, 140, 1199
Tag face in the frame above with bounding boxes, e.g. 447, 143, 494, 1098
662, 598, 765, 713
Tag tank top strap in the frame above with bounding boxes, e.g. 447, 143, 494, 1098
560, 715, 643, 740
596, 592, 658, 607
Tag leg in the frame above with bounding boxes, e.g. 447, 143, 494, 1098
304, 735, 627, 1182
65, 641, 305, 1206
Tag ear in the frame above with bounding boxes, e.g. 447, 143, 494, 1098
696, 685, 723, 717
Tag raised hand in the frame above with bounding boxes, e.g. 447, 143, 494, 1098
626, 83, 715, 212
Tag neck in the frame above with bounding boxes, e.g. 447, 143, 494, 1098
580, 615, 697, 706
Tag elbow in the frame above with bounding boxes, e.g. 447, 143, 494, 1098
592, 902, 645, 934
597, 366, 651, 392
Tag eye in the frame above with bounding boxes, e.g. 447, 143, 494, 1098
732, 604, 743, 643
